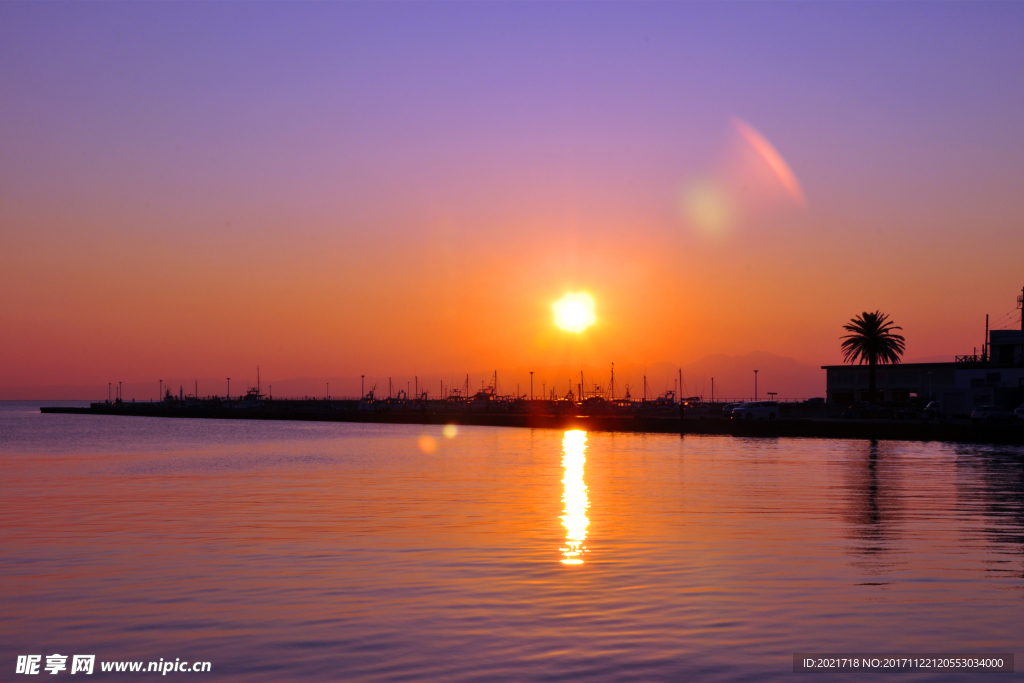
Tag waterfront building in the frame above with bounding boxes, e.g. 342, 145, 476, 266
822, 329, 1024, 413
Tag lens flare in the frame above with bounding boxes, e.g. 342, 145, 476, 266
418, 435, 437, 454
442, 424, 458, 439
560, 430, 589, 565
682, 182, 733, 234
732, 117, 806, 206
553, 293, 596, 333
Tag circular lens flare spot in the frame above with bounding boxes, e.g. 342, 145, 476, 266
682, 182, 732, 234
553, 293, 596, 333
418, 435, 437, 454
443, 424, 458, 439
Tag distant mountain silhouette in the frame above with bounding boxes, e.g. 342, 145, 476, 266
670, 352, 824, 400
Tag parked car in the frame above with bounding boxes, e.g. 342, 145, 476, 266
923, 401, 943, 419
721, 402, 744, 417
970, 405, 1014, 424
731, 401, 781, 420
1015, 403, 1024, 421
894, 405, 922, 420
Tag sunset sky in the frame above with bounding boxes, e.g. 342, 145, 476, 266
2, 2, 1023, 397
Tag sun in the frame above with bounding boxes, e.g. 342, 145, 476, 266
553, 292, 596, 333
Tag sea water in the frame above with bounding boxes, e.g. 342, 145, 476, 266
2, 401, 1022, 680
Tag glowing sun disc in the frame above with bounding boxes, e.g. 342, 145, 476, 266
553, 293, 596, 333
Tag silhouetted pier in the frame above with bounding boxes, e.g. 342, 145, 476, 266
40, 399, 1024, 445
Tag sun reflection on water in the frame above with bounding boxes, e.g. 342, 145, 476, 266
560, 430, 589, 565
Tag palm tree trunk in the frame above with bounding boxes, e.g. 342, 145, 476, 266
868, 359, 877, 404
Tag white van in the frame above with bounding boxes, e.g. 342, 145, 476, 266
731, 401, 781, 421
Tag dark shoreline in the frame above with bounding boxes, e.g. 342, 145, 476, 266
40, 404, 1024, 445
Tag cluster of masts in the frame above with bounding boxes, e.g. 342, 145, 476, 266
359, 364, 698, 405
109, 363, 721, 405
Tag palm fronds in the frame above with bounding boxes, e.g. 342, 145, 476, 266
841, 311, 905, 366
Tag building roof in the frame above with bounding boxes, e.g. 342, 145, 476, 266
820, 361, 956, 371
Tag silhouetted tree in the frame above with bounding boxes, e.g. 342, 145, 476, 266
841, 311, 906, 403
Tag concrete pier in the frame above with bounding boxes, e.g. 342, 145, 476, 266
40, 403, 1024, 445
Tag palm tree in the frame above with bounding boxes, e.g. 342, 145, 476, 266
841, 311, 906, 403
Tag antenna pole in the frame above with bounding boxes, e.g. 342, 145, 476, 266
983, 314, 989, 362
530, 371, 534, 401
1019, 284, 1024, 331
361, 375, 365, 398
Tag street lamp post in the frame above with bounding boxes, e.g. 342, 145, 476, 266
754, 370, 759, 400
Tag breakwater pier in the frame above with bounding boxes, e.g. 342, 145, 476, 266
41, 397, 1024, 445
